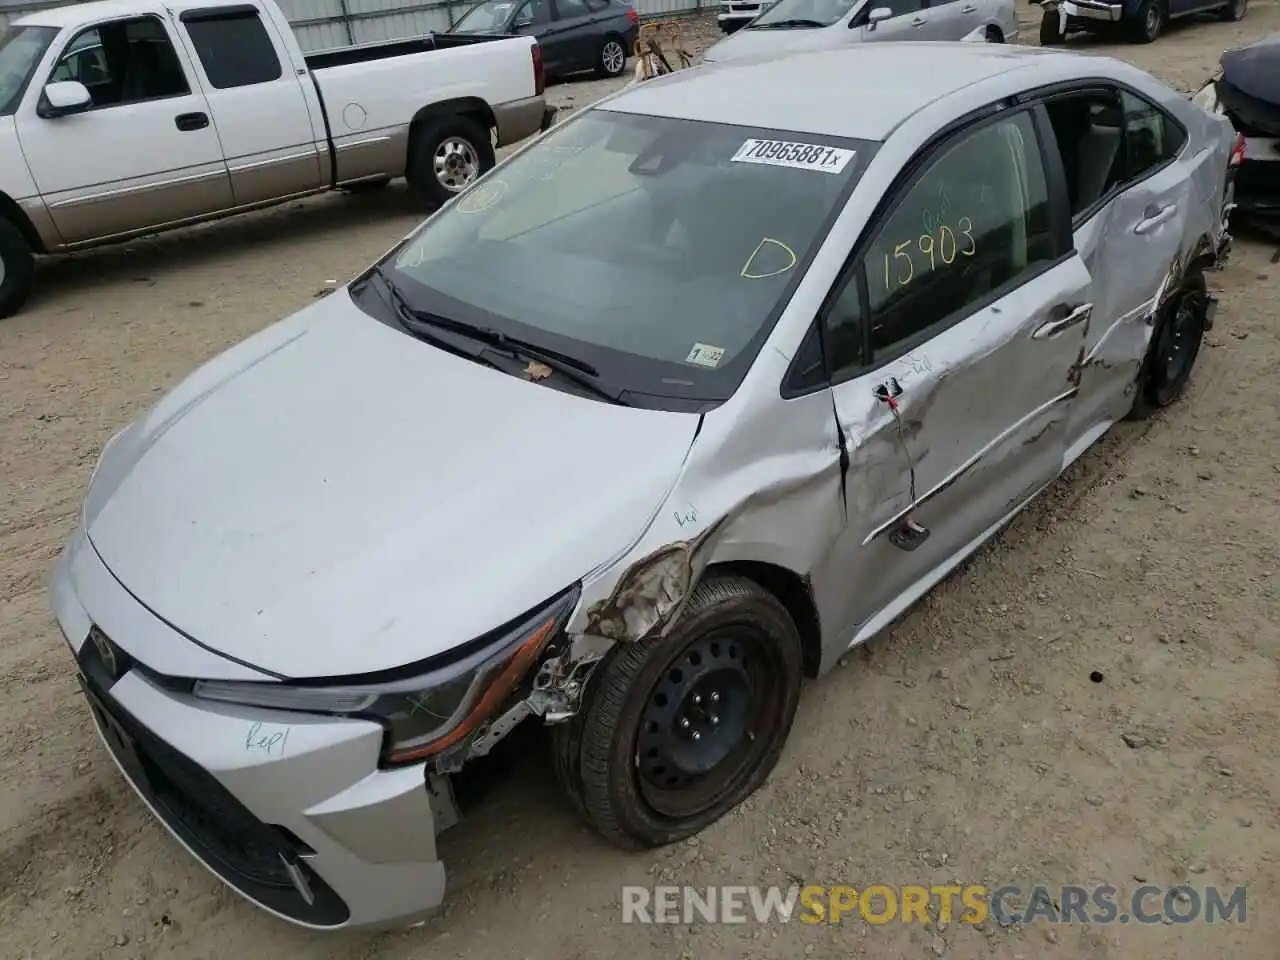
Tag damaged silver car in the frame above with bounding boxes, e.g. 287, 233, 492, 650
51, 41, 1233, 930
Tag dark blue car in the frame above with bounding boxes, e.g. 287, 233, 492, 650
446, 0, 640, 78
1037, 0, 1246, 44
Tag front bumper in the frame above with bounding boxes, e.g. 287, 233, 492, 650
50, 526, 453, 930
717, 1, 761, 24
1040, 0, 1123, 24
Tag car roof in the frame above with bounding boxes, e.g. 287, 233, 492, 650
603, 42, 1107, 142
16, 0, 182, 28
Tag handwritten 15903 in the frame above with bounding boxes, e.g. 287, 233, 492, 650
880, 216, 977, 292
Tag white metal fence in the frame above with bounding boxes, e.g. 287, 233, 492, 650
0, 0, 707, 50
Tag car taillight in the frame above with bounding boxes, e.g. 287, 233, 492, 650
1229, 133, 1246, 168
531, 42, 545, 96
626, 6, 639, 22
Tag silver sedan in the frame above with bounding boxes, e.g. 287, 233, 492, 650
707, 0, 1020, 61
52, 42, 1232, 930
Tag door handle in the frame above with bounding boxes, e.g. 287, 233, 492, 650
1032, 302, 1093, 340
1133, 202, 1178, 235
174, 112, 209, 132
960, 4, 977, 10
910, 15, 927, 25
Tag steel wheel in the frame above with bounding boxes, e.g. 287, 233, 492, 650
433, 137, 480, 193
1127, 271, 1206, 419
552, 574, 803, 848
635, 627, 782, 819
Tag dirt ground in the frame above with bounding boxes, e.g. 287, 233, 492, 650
3, 7, 1279, 959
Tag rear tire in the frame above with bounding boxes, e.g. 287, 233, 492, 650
1218, 0, 1246, 20
0, 217, 35, 320
595, 35, 628, 78
551, 574, 803, 849
1127, 0, 1165, 42
985, 26, 1004, 41
1039, 11, 1065, 44
406, 115, 495, 207
1126, 271, 1207, 420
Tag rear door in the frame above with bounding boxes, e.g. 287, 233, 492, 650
858, 0, 932, 41
1035, 84, 1194, 454
923, 0, 982, 38
810, 106, 1092, 644
511, 0, 561, 70
14, 13, 232, 243
549, 0, 603, 70
171, 2, 325, 205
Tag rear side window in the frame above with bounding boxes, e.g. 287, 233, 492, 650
1120, 89, 1186, 179
184, 9, 282, 89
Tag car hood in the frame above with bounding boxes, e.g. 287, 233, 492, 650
84, 291, 699, 679
702, 23, 847, 63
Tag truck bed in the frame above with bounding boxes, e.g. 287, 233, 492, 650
303, 31, 506, 71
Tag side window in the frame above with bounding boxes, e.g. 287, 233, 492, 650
1042, 89, 1125, 219
584, 0, 612, 10
556, 0, 592, 16
1119, 90, 1186, 180
878, 0, 924, 16
49, 18, 189, 109
823, 110, 1057, 374
183, 10, 283, 89
515, 0, 554, 25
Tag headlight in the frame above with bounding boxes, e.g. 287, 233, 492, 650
193, 585, 580, 766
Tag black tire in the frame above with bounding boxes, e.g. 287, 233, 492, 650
0, 217, 35, 320
1039, 10, 1065, 45
1126, 271, 1207, 421
552, 574, 803, 849
595, 34, 628, 78
1128, 0, 1165, 43
1218, 0, 1246, 20
341, 177, 391, 195
985, 25, 1004, 41
405, 115, 495, 207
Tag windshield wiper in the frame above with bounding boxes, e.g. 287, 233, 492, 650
373, 268, 630, 406
750, 17, 827, 27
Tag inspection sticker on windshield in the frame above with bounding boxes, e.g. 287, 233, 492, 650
731, 139, 855, 174
686, 343, 725, 368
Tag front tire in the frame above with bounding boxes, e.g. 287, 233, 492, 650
1126, 271, 1207, 420
552, 574, 803, 848
1039, 10, 1065, 44
0, 217, 35, 320
1128, 0, 1165, 42
596, 35, 628, 78
406, 115, 495, 207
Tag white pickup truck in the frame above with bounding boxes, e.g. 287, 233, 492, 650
0, 0, 554, 318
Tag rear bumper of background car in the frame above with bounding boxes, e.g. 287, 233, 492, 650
50, 524, 456, 931
1038, 0, 1123, 23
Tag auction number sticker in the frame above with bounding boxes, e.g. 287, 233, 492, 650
731, 138, 855, 174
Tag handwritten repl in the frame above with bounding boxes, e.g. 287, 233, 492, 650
245, 721, 290, 757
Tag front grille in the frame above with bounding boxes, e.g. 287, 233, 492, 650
78, 629, 350, 926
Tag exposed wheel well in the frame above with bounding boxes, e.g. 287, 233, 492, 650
0, 192, 47, 255
705, 560, 822, 678
985, 25, 1003, 41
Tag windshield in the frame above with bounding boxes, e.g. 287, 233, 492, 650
451, 0, 517, 32
0, 25, 58, 116
377, 110, 871, 406
750, 0, 860, 27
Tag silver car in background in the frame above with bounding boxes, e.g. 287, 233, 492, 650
707, 0, 1018, 57
53, 42, 1231, 931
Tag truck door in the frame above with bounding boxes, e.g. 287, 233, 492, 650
15, 14, 233, 244
172, 2, 325, 206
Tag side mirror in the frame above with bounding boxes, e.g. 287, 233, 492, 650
38, 80, 92, 119
866, 6, 893, 27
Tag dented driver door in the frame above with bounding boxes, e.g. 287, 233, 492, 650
813, 108, 1094, 648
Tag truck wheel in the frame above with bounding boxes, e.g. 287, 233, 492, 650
1126, 271, 1206, 421
551, 574, 803, 849
595, 35, 628, 78
406, 116, 495, 207
1039, 11, 1065, 44
1128, 0, 1165, 42
0, 217, 35, 320
1218, 0, 1246, 20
